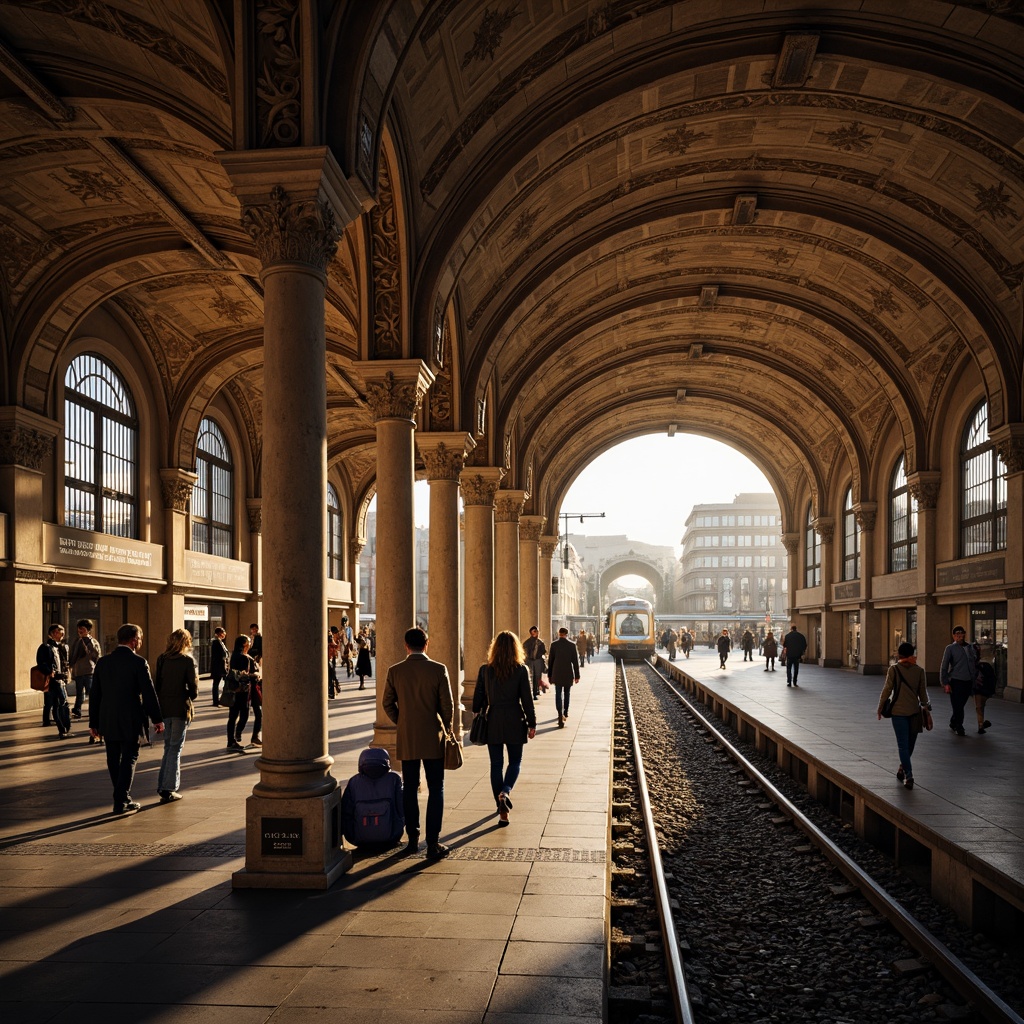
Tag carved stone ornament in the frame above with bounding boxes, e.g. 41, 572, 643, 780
421, 442, 465, 481
853, 504, 877, 532
0, 425, 51, 470
812, 516, 835, 545
520, 517, 545, 544
539, 537, 559, 560
996, 435, 1024, 475
241, 185, 340, 272
255, 0, 302, 148
781, 532, 800, 556
161, 472, 197, 513
460, 472, 501, 507
429, 367, 453, 429
908, 474, 941, 510
494, 492, 526, 524
364, 371, 427, 422
370, 156, 402, 358
350, 537, 365, 561
247, 500, 263, 534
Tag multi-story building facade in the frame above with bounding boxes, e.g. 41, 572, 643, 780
675, 493, 788, 640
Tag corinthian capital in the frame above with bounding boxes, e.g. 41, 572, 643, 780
853, 502, 877, 532
908, 471, 940, 510
781, 532, 800, 557
160, 468, 198, 513
520, 515, 546, 544
417, 432, 475, 482
241, 185, 341, 271
355, 360, 434, 423
495, 489, 527, 524
460, 467, 504, 507
992, 424, 1024, 475
812, 516, 835, 545
539, 535, 559, 560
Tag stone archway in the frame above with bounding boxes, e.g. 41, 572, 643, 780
600, 556, 673, 613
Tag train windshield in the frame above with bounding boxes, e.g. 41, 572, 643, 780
615, 612, 650, 638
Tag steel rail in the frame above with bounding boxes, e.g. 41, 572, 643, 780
619, 663, 696, 1024
647, 659, 1024, 1024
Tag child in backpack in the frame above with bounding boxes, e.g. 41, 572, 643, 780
340, 747, 405, 849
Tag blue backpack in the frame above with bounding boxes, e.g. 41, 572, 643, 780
341, 747, 404, 847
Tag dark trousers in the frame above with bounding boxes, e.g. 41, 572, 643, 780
212, 672, 224, 706
227, 689, 248, 744
786, 655, 802, 684
248, 684, 262, 741
44, 681, 71, 734
554, 682, 571, 718
401, 757, 444, 844
328, 664, 338, 697
73, 674, 92, 714
104, 739, 141, 808
948, 680, 972, 729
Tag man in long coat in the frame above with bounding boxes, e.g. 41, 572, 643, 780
383, 627, 455, 860
89, 623, 163, 814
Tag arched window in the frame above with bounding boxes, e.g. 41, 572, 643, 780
804, 502, 820, 588
64, 353, 138, 537
842, 487, 860, 581
961, 401, 1006, 557
191, 419, 233, 558
889, 455, 918, 572
328, 483, 343, 580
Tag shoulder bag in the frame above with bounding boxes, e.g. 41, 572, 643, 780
30, 666, 51, 692
444, 732, 463, 770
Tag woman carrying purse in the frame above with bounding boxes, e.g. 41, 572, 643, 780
876, 641, 931, 790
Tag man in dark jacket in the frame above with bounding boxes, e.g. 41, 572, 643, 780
37, 624, 72, 739
210, 626, 229, 706
782, 624, 808, 687
89, 623, 164, 814
546, 627, 580, 728
523, 626, 547, 699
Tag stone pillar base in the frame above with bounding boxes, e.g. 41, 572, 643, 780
372, 721, 397, 761
232, 789, 351, 890
1002, 686, 1023, 703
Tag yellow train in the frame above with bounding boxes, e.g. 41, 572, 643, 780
606, 597, 655, 662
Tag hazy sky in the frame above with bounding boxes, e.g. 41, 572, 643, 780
413, 434, 773, 555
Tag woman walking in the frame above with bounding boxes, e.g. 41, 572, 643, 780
876, 641, 931, 790
762, 630, 778, 672
473, 631, 536, 826
225, 634, 259, 752
154, 628, 199, 802
355, 635, 373, 690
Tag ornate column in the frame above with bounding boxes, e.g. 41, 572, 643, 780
149, 468, 197, 643
854, 502, 885, 674
354, 361, 434, 751
909, 470, 944, 683
539, 535, 558, 641
221, 148, 368, 889
813, 515, 842, 666
417, 432, 474, 736
0, 408, 57, 713
781, 532, 800, 628
349, 537, 365, 633
993, 427, 1024, 701
243, 498, 263, 632
460, 467, 503, 722
494, 489, 527, 635
519, 515, 545, 638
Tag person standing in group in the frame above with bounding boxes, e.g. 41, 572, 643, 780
473, 631, 536, 827
153, 628, 199, 803
523, 626, 547, 699
68, 619, 100, 724
547, 626, 580, 728
248, 623, 263, 665
783, 624, 808, 686
328, 625, 341, 699
762, 630, 778, 672
680, 629, 692, 659
355, 634, 373, 690
717, 628, 731, 669
382, 627, 455, 861
210, 626, 229, 706
225, 634, 259, 752
741, 628, 754, 662
37, 624, 73, 739
939, 625, 977, 737
876, 641, 931, 790
88, 624, 164, 814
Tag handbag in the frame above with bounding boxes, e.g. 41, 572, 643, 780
469, 709, 488, 745
444, 733, 463, 770
30, 667, 51, 692
921, 707, 934, 731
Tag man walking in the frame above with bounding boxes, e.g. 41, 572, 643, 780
383, 627, 455, 860
37, 624, 72, 739
783, 624, 808, 686
716, 628, 731, 669
68, 619, 100, 722
89, 623, 164, 814
210, 626, 229, 706
939, 625, 977, 737
547, 626, 580, 728
523, 626, 547, 699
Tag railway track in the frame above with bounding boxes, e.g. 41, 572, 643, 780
610, 659, 1024, 1024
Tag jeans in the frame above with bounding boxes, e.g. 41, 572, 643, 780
528, 659, 544, 697
786, 656, 802, 684
157, 715, 190, 794
765, 657, 775, 671
44, 680, 71, 734
488, 742, 524, 804
947, 680, 972, 730
554, 682, 571, 718
73, 674, 92, 714
891, 714, 920, 779
227, 689, 248, 744
105, 739, 141, 808
401, 758, 445, 843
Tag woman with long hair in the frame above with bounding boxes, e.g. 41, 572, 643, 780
472, 631, 536, 826
225, 634, 259, 752
154, 628, 198, 802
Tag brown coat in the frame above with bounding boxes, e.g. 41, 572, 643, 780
382, 652, 454, 761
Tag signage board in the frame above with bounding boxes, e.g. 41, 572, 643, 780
261, 817, 303, 856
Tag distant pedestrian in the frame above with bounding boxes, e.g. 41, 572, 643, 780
576, 628, 588, 665
877, 641, 931, 790
383, 627, 455, 861
717, 628, 731, 669
68, 619, 100, 724
355, 635, 373, 690
210, 626, 229, 706
473, 631, 536, 827
248, 623, 263, 665
89, 624, 164, 814
523, 626, 547, 699
547, 627, 580, 728
939, 625, 976, 737
37, 624, 72, 740
741, 629, 754, 661
762, 630, 778, 672
153, 628, 198, 803
225, 634, 258, 752
783, 625, 808, 686
328, 625, 341, 699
